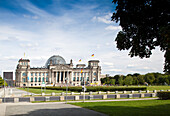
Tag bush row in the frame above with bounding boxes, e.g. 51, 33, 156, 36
29, 86, 147, 92
157, 91, 170, 100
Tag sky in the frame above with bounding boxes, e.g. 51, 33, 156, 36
0, 0, 165, 77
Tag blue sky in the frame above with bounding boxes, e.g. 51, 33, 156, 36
0, 0, 164, 76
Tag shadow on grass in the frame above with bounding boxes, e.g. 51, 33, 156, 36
6, 101, 170, 116
7, 106, 106, 116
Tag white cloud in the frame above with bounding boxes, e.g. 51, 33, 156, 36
105, 25, 122, 30
23, 14, 39, 19
107, 69, 122, 72
92, 13, 113, 24
102, 62, 114, 66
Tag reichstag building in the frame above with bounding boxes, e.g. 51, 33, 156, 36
15, 55, 102, 87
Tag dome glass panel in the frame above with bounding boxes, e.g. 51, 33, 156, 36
45, 55, 66, 67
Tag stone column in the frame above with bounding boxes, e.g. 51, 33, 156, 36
56, 72, 58, 83
69, 71, 71, 84
63, 71, 65, 83
59, 71, 61, 83
75, 72, 77, 83
51, 72, 54, 84
49, 71, 52, 84
84, 72, 86, 85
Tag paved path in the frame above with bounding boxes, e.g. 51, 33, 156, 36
0, 102, 107, 116
0, 88, 32, 97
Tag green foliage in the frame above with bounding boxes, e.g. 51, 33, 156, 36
137, 75, 145, 85
110, 79, 116, 85
145, 73, 155, 85
0, 75, 8, 86
101, 73, 170, 85
124, 76, 133, 85
112, 0, 170, 73
157, 91, 170, 100
117, 76, 124, 85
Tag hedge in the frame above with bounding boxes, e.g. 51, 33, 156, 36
157, 91, 170, 100
29, 86, 147, 92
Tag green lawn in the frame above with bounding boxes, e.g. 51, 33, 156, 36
17, 87, 71, 94
70, 100, 170, 116
147, 86, 170, 91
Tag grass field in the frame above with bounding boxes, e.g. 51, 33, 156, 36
17, 87, 71, 94
147, 86, 170, 91
70, 100, 170, 116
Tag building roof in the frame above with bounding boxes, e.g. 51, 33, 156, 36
19, 59, 30, 62
45, 55, 66, 67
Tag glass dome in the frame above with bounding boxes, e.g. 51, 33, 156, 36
45, 55, 66, 67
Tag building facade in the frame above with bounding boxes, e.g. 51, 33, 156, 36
2, 71, 15, 87
15, 55, 102, 87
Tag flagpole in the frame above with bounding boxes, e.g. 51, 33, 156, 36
83, 70, 85, 103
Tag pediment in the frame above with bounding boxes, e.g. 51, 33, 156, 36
52, 65, 70, 70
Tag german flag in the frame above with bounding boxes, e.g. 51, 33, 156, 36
81, 69, 83, 73
91, 54, 94, 57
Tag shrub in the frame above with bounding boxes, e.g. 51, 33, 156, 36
157, 91, 170, 100
29, 86, 146, 92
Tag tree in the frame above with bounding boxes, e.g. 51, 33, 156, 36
118, 76, 124, 85
110, 79, 116, 85
124, 76, 133, 85
111, 0, 170, 73
132, 76, 139, 85
0, 76, 8, 86
137, 75, 145, 85
144, 73, 155, 85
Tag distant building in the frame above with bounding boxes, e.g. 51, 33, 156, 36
15, 55, 103, 87
2, 70, 15, 87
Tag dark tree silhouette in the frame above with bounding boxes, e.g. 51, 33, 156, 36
111, 0, 170, 73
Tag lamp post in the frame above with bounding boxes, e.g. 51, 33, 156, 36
65, 72, 68, 104
83, 73, 86, 103
4, 78, 7, 103
27, 77, 29, 95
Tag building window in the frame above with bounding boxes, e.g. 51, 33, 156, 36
46, 77, 48, 82
93, 77, 96, 81
23, 78, 26, 82
77, 77, 79, 81
31, 84, 33, 86
39, 77, 41, 82
22, 73, 26, 76
46, 73, 48, 76
31, 78, 33, 82
31, 73, 33, 76
80, 77, 83, 81
43, 73, 45, 76
35, 84, 37, 86
87, 77, 89, 81
73, 77, 75, 81
42, 77, 45, 82
39, 73, 41, 76
74, 72, 76, 76
77, 73, 79, 76
35, 73, 37, 76
35, 77, 37, 82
